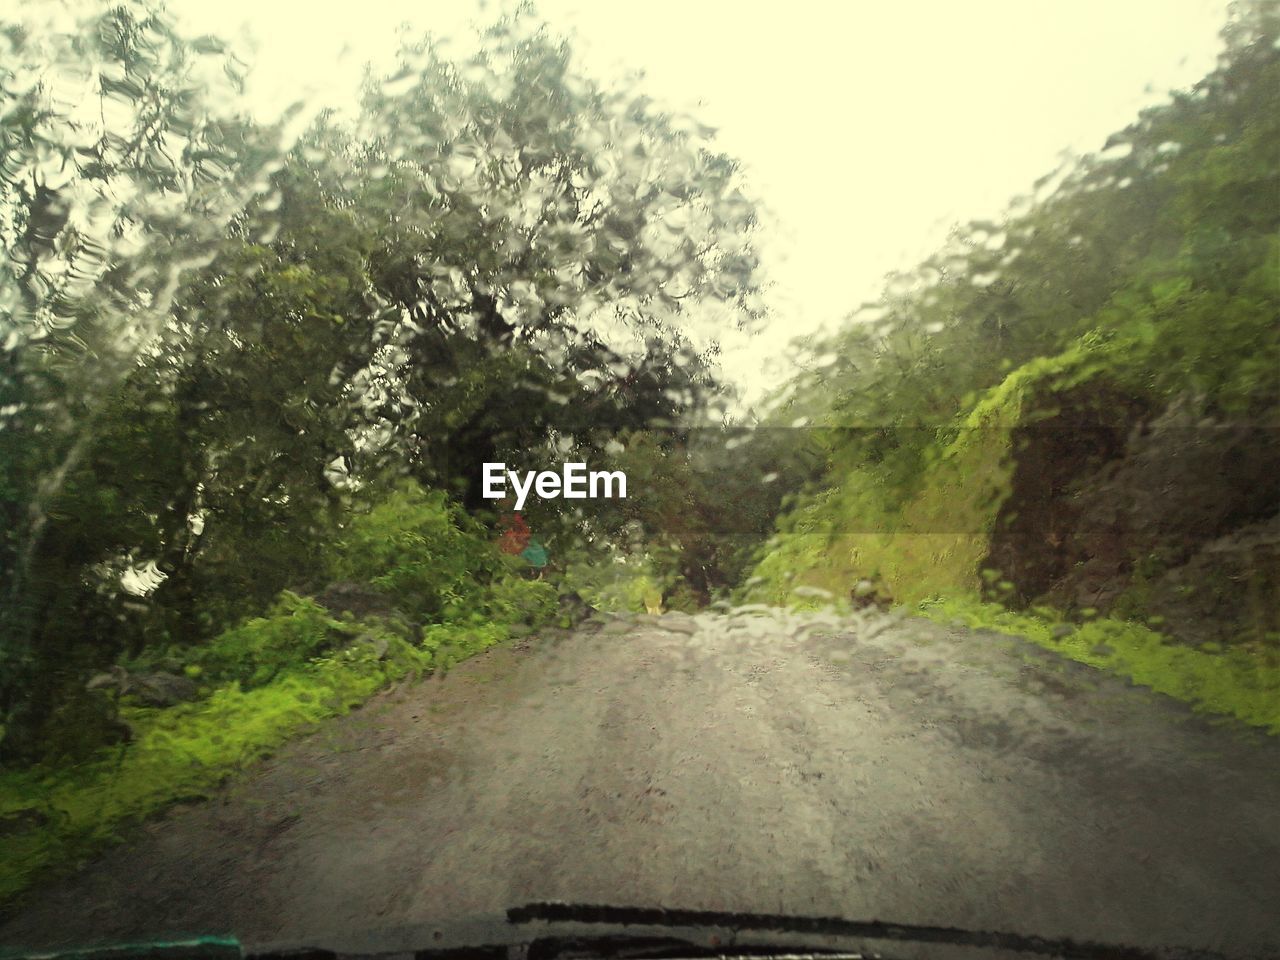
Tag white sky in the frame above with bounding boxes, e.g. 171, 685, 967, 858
169, 0, 1230, 402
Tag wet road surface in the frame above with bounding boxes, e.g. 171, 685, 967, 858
3, 609, 1278, 958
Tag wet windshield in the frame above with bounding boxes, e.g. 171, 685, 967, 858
1, 2, 1277, 958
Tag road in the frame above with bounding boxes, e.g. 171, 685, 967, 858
2, 609, 1279, 958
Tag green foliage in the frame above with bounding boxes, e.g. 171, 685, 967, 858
357, 9, 764, 344
0, 0, 287, 763
0, 0, 771, 907
1, 1, 764, 759
190, 593, 348, 690
663, 581, 705, 613
333, 482, 501, 623
920, 598, 1280, 734
0, 469, 559, 901
560, 548, 666, 613
751, 7, 1279, 638
0, 620, 432, 903
480, 575, 559, 626
420, 622, 510, 671
537, 424, 817, 611
333, 479, 560, 628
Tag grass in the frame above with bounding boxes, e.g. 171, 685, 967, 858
0, 620, 507, 905
747, 331, 1280, 735
920, 596, 1280, 734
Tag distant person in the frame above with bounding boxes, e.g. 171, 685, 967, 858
521, 537, 549, 579
496, 508, 530, 556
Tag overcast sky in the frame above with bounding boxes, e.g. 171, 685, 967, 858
169, 0, 1231, 401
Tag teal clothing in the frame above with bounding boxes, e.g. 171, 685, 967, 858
521, 539, 549, 568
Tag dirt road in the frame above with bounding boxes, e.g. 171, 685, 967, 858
3, 609, 1278, 957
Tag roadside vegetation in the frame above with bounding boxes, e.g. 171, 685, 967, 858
921, 599, 1280, 734
0, 0, 764, 900
0, 480, 561, 899
742, 1, 1278, 729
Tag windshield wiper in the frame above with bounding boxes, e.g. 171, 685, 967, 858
1, 902, 1249, 960
502, 904, 1239, 960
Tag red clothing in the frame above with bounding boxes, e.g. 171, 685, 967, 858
496, 512, 531, 555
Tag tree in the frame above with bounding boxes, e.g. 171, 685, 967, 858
1, 0, 283, 758
0, 3, 769, 761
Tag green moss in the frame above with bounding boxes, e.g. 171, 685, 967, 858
421, 622, 510, 670
0, 619, 497, 904
745, 331, 1153, 609
0, 481, 565, 904
750, 330, 1278, 730
920, 597, 1280, 734
188, 591, 351, 689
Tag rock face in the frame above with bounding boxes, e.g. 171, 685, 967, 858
313, 582, 403, 622
87, 668, 198, 707
985, 388, 1280, 646
982, 382, 1150, 607
556, 590, 591, 626
131, 672, 199, 707
350, 634, 391, 661
849, 578, 894, 610
1141, 515, 1280, 647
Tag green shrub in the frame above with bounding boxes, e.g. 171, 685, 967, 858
480, 574, 558, 626
333, 482, 500, 623
561, 550, 664, 613
420, 622, 509, 669
192, 592, 347, 689
920, 597, 1280, 733
0, 479, 572, 904
664, 580, 704, 613
0, 628, 432, 903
